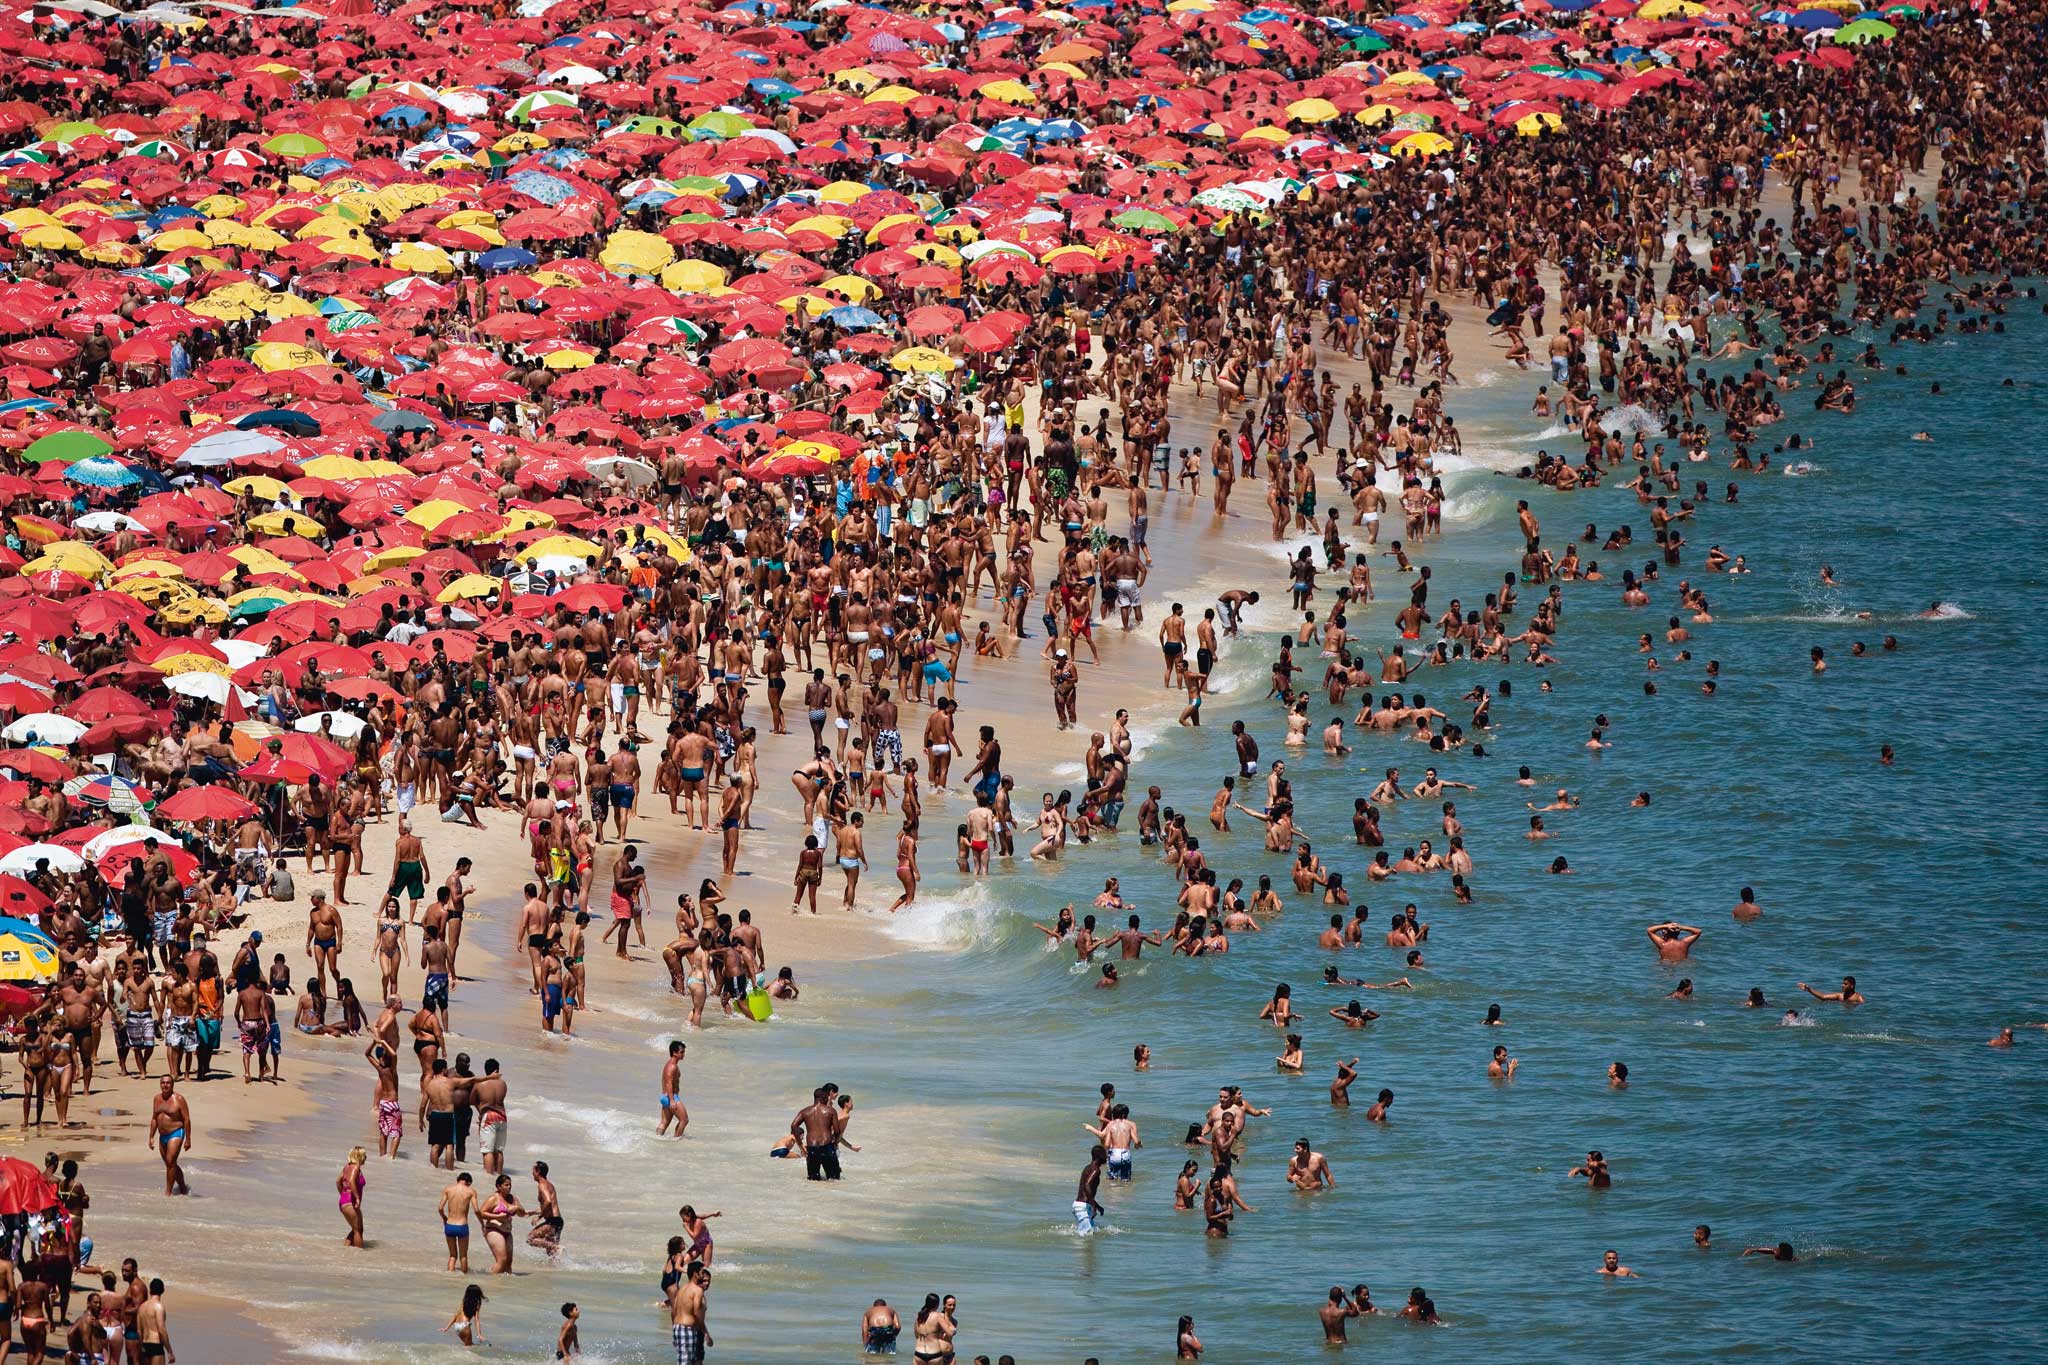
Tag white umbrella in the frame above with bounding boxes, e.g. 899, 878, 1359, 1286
81, 825, 166, 861
166, 672, 236, 705
0, 843, 84, 875
587, 455, 658, 486
215, 638, 270, 671
295, 710, 367, 739
174, 428, 282, 467
71, 511, 145, 534
2, 713, 87, 745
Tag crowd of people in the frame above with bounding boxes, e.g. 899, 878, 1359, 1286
0, 0, 2037, 1357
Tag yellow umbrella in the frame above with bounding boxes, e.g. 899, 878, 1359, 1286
250, 342, 328, 372
1514, 112, 1564, 136
0, 927, 59, 983
1638, 0, 1703, 14
1286, 97, 1340, 124
496, 507, 557, 536
1357, 104, 1402, 127
0, 209, 58, 231
150, 228, 215, 251
226, 545, 300, 578
829, 68, 880, 92
194, 194, 246, 219
891, 346, 958, 374
661, 258, 728, 293
26, 542, 113, 576
863, 212, 921, 244
978, 79, 1036, 105
223, 475, 292, 501
247, 510, 326, 537
494, 131, 551, 153
1038, 61, 1086, 79
775, 441, 842, 462
616, 524, 692, 563
1392, 131, 1454, 157
904, 241, 961, 266
516, 535, 603, 563
110, 558, 188, 582
403, 499, 479, 530
114, 578, 195, 607
363, 544, 428, 573
817, 180, 874, 204
863, 85, 919, 104
153, 651, 235, 677
600, 229, 674, 276
820, 274, 883, 301
1241, 125, 1289, 143
436, 573, 504, 603
390, 243, 457, 274
1383, 71, 1437, 86
302, 454, 407, 480
539, 348, 594, 370
159, 596, 229, 625
20, 224, 84, 251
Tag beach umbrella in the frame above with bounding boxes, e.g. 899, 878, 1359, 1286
22, 430, 111, 465
80, 825, 168, 862
0, 1156, 59, 1210
0, 843, 84, 876
156, 784, 259, 823
63, 773, 155, 814
1, 713, 87, 745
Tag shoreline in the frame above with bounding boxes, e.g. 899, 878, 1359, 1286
68, 154, 1930, 1355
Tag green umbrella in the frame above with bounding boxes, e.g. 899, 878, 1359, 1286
24, 430, 112, 464
45, 121, 105, 146
1111, 208, 1179, 233
687, 111, 751, 139
262, 133, 327, 158
1343, 34, 1390, 52
1833, 18, 1897, 43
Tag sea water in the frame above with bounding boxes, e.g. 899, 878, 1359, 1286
111, 313, 2048, 1362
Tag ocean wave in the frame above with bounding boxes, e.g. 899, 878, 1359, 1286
1781, 460, 1823, 477
1921, 601, 1974, 620
530, 1104, 656, 1155
1440, 487, 1505, 525
1779, 1012, 1819, 1028
1598, 404, 1666, 438
876, 880, 1010, 949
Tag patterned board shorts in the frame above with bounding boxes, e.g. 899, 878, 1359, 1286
673, 1324, 705, 1364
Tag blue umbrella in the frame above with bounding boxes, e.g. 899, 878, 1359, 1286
1035, 119, 1089, 142
373, 409, 439, 434
378, 105, 432, 128
303, 156, 353, 178
479, 245, 539, 272
63, 457, 140, 489
236, 409, 321, 435
749, 78, 800, 99
823, 306, 886, 330
1790, 10, 1843, 27
507, 168, 574, 205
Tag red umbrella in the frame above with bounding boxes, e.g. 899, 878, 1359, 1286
156, 785, 260, 823
0, 874, 51, 916
0, 1158, 58, 1217
0, 750, 70, 783
239, 754, 316, 785
0, 983, 41, 1020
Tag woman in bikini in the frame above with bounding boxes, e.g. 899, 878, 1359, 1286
337, 1145, 367, 1248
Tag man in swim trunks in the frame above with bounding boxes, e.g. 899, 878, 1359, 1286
388, 819, 430, 919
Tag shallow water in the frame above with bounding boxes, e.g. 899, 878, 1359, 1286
115, 308, 2048, 1362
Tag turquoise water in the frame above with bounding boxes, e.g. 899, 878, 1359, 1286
718, 306, 2048, 1361
114, 308, 2048, 1363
